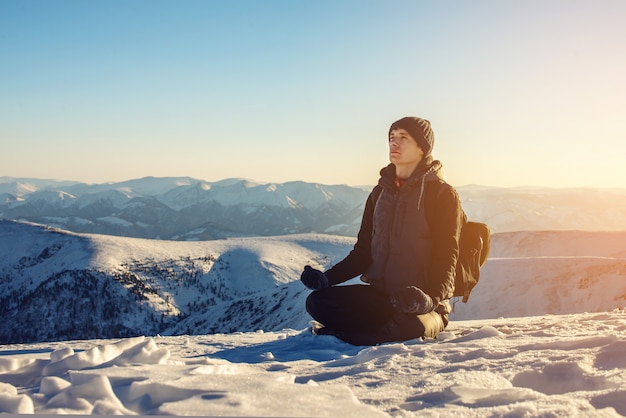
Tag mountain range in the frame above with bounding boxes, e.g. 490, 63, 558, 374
2, 176, 626, 240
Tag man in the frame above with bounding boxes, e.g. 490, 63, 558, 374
301, 116, 465, 346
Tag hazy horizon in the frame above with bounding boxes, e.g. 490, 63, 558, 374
4, 173, 626, 190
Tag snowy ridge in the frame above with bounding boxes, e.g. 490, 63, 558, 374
0, 176, 368, 239
2, 176, 626, 240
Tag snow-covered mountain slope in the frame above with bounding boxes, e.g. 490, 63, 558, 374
2, 176, 626, 240
451, 230, 626, 320
459, 185, 626, 233
0, 220, 354, 344
490, 230, 626, 258
2, 220, 625, 345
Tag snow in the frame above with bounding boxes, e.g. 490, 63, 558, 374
1, 311, 626, 416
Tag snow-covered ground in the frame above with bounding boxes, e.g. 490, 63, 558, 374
1, 310, 625, 416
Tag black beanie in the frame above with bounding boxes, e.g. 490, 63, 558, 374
388, 117, 434, 156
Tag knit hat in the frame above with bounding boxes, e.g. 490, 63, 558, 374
388, 117, 435, 156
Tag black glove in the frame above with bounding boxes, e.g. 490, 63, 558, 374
300, 265, 329, 290
389, 286, 435, 314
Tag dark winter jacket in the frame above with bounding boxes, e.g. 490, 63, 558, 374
324, 160, 465, 313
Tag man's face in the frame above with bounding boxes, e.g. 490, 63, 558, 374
389, 128, 424, 166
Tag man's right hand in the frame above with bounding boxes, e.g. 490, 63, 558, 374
389, 286, 435, 314
300, 265, 329, 290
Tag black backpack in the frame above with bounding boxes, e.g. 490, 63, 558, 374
454, 220, 490, 302
371, 184, 490, 303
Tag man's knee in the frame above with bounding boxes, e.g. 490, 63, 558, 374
418, 311, 446, 339
305, 290, 323, 317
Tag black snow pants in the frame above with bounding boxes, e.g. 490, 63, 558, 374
305, 284, 447, 346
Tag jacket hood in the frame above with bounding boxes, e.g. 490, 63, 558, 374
379, 159, 445, 210
379, 159, 444, 187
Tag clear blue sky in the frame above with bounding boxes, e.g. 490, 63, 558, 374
2, 0, 625, 187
